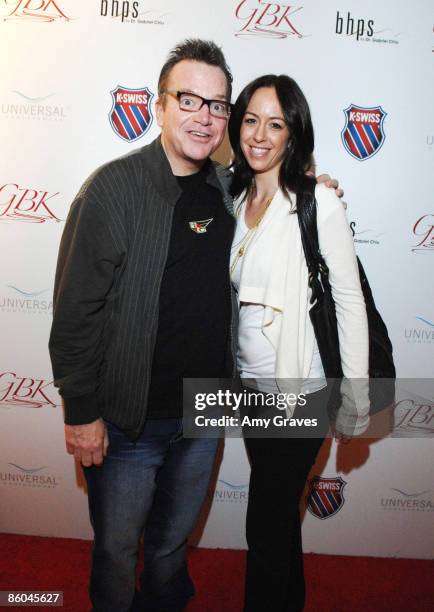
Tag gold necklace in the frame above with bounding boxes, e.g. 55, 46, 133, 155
230, 196, 273, 276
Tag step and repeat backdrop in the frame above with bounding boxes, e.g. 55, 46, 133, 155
0, 1, 433, 558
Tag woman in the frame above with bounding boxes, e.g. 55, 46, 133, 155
228, 75, 369, 611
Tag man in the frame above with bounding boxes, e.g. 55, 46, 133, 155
50, 39, 235, 612
49, 39, 339, 611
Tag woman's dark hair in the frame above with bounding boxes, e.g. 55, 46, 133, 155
228, 74, 315, 201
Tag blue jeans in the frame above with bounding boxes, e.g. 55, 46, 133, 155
84, 418, 218, 612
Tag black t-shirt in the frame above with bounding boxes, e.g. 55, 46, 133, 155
146, 163, 234, 418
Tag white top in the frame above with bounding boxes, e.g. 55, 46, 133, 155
230, 183, 370, 426
231, 209, 326, 395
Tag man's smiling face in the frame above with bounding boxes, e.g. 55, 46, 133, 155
156, 60, 229, 175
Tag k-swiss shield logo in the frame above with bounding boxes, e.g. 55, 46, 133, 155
109, 86, 154, 142
341, 104, 386, 161
306, 476, 347, 519
189, 218, 213, 234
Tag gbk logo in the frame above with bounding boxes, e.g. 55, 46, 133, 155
0, 372, 58, 409
2, 0, 70, 22
0, 183, 61, 223
394, 397, 434, 436
235, 1, 304, 39
411, 215, 434, 253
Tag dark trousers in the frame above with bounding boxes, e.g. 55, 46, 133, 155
243, 388, 327, 612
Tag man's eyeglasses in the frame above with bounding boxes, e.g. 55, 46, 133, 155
161, 90, 232, 118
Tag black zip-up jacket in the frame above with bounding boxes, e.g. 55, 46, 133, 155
49, 137, 237, 440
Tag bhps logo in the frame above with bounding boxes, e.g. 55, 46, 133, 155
350, 221, 384, 245
306, 476, 347, 519
1, 0, 71, 22
234, 0, 304, 39
341, 104, 386, 161
109, 86, 154, 142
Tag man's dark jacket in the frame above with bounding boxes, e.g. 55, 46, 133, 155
49, 137, 236, 440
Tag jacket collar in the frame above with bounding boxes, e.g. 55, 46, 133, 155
140, 136, 233, 213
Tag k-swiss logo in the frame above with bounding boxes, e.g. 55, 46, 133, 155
306, 476, 347, 519
235, 1, 303, 39
341, 104, 386, 161
2, 0, 70, 22
0, 372, 58, 409
0, 183, 61, 223
109, 86, 154, 142
411, 215, 434, 253
189, 218, 213, 234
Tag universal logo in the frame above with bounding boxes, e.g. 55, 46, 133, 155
404, 317, 434, 346
0, 183, 62, 223
335, 10, 404, 45
393, 396, 434, 437
211, 479, 248, 504
1, 0, 71, 22
0, 286, 53, 316
0, 463, 60, 488
1, 91, 67, 122
100, 1, 167, 25
411, 214, 434, 254
235, 0, 304, 39
0, 372, 59, 409
381, 488, 434, 512
350, 221, 384, 245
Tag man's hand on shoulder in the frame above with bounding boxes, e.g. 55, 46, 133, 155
316, 173, 345, 201
65, 418, 108, 467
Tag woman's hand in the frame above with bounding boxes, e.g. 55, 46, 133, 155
334, 429, 352, 445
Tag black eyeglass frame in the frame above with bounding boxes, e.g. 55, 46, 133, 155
160, 90, 233, 118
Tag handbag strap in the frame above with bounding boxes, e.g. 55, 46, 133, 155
296, 188, 330, 303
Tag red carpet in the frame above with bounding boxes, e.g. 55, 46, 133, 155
0, 533, 432, 611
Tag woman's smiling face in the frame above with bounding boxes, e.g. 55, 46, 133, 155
240, 86, 289, 178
